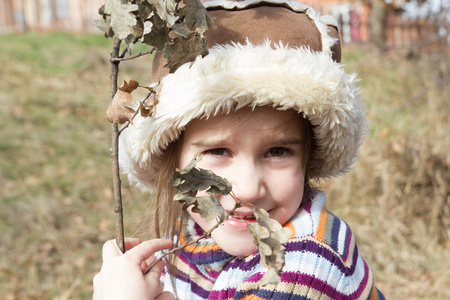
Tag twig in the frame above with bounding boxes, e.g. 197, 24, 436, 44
118, 108, 140, 134
143, 205, 240, 275
110, 38, 126, 254
117, 36, 141, 59
111, 49, 156, 62
118, 47, 128, 59
118, 88, 157, 133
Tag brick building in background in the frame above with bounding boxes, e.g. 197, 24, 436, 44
301, 0, 371, 43
0, 0, 104, 33
0, 0, 447, 50
0, 0, 370, 42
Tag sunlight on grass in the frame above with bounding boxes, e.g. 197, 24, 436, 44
0, 32, 153, 300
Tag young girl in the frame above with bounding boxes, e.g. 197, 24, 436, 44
93, 0, 385, 299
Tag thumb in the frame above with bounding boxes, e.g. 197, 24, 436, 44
140, 261, 149, 273
124, 239, 172, 265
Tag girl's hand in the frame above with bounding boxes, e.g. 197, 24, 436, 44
93, 238, 174, 300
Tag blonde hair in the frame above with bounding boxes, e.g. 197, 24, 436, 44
151, 140, 182, 241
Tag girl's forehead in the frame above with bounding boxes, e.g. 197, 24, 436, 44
192, 107, 296, 127
184, 106, 301, 138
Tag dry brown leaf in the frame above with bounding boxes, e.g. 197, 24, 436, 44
179, 0, 214, 35
104, 0, 138, 40
140, 88, 159, 118
163, 33, 208, 73
248, 208, 292, 285
118, 79, 140, 93
171, 154, 231, 223
106, 80, 139, 124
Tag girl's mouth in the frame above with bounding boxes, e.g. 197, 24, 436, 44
225, 212, 257, 230
230, 214, 256, 221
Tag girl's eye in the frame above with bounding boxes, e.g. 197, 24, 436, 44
204, 148, 230, 156
266, 147, 291, 157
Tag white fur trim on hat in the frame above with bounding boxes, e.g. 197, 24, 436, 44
119, 41, 367, 191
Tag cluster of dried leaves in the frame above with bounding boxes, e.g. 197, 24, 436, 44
171, 155, 231, 223
106, 79, 158, 125
172, 155, 292, 284
95, 0, 213, 72
98, 0, 290, 285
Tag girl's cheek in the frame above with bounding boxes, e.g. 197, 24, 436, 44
199, 162, 229, 178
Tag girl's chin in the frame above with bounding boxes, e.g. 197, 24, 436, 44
219, 242, 258, 257
210, 225, 258, 257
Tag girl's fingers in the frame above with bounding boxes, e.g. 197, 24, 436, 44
124, 237, 142, 251
149, 263, 174, 300
144, 260, 167, 297
158, 281, 164, 295
101, 239, 121, 262
146, 260, 165, 282
124, 239, 172, 265
101, 238, 141, 262
155, 291, 176, 300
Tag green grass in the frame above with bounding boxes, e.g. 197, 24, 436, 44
0, 32, 153, 299
0, 33, 449, 299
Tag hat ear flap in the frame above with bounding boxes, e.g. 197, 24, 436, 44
327, 25, 341, 63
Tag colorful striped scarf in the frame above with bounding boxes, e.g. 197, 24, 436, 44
162, 190, 384, 299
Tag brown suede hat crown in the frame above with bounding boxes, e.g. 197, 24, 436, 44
152, 0, 341, 82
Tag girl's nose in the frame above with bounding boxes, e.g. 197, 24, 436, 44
229, 162, 266, 204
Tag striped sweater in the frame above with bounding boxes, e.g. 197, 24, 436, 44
162, 190, 384, 299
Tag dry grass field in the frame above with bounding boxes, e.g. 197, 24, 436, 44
0, 33, 448, 299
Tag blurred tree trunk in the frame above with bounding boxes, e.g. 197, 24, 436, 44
369, 0, 388, 47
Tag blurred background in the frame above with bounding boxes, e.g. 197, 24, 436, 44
0, 0, 448, 299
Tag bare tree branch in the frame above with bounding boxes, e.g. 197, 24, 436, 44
143, 205, 239, 275
110, 38, 126, 254
112, 49, 156, 62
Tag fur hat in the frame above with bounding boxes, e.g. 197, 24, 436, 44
119, 0, 367, 192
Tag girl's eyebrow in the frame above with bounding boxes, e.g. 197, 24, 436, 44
191, 138, 235, 148
190, 137, 304, 148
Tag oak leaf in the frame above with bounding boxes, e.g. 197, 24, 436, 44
104, 0, 138, 40
179, 0, 214, 35
135, 0, 154, 21
171, 155, 231, 222
106, 80, 139, 124
147, 0, 179, 26
142, 19, 153, 36
163, 33, 208, 73
171, 23, 192, 38
174, 194, 228, 223
93, 12, 114, 38
141, 11, 170, 51
248, 208, 292, 285
118, 79, 139, 93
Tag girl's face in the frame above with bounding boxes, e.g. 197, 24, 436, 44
179, 106, 306, 257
